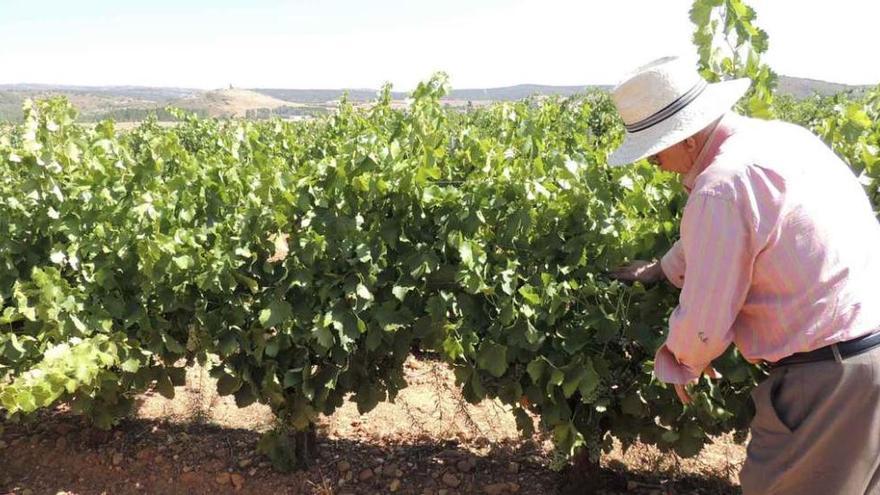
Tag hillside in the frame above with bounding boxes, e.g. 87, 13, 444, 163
255, 84, 606, 104
0, 85, 198, 121
169, 88, 301, 118
0, 84, 198, 101
776, 75, 870, 99
0, 76, 874, 122
255, 78, 872, 105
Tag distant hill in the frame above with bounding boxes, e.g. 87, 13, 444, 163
449, 84, 608, 101
255, 84, 607, 104
169, 88, 301, 118
776, 76, 871, 99
0, 84, 199, 101
254, 78, 872, 104
0, 76, 874, 122
0, 84, 201, 121
255, 88, 400, 104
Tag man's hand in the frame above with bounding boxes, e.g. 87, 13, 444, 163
609, 259, 665, 284
673, 366, 721, 405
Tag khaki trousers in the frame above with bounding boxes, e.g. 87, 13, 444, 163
740, 346, 880, 494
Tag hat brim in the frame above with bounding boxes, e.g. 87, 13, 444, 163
607, 78, 751, 167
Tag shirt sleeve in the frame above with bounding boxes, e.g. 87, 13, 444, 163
654, 192, 755, 384
660, 240, 686, 289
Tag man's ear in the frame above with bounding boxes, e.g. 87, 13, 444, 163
684, 136, 698, 153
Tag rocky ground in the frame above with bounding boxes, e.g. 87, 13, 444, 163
0, 357, 745, 494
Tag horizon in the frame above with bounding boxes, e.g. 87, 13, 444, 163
0, 74, 869, 93
1, 1, 879, 90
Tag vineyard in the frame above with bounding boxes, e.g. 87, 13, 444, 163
2, 1, 880, 494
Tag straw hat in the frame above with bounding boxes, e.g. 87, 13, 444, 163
607, 56, 750, 167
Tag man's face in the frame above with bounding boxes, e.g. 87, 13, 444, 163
647, 141, 692, 174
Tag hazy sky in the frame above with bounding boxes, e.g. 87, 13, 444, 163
1, 0, 877, 90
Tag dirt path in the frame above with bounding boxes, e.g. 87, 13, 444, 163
0, 358, 744, 494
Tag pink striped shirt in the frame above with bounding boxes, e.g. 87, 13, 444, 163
654, 113, 880, 384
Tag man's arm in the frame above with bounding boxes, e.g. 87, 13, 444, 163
609, 241, 684, 286
660, 239, 686, 288
654, 192, 755, 384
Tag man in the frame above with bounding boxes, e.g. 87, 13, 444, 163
607, 56, 880, 494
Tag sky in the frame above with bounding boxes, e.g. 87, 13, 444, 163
1, 0, 878, 90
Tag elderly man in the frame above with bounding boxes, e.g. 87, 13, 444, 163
608, 56, 880, 494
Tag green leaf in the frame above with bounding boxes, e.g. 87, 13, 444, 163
459, 241, 474, 267
265, 339, 280, 358
217, 373, 243, 396
313, 325, 334, 350
517, 285, 541, 305
366, 326, 384, 351
234, 386, 258, 408
526, 358, 546, 383
355, 383, 383, 414
674, 432, 705, 457
621, 392, 648, 417
172, 255, 194, 269
259, 300, 293, 328
257, 430, 296, 473
513, 408, 535, 436
562, 367, 589, 399
476, 341, 508, 378
392, 285, 414, 301
219, 332, 240, 356
356, 283, 374, 302
120, 359, 140, 374
577, 358, 601, 399
155, 373, 175, 399
234, 272, 260, 294
547, 368, 565, 396
162, 333, 186, 354
442, 335, 464, 360
282, 370, 301, 389
167, 367, 186, 386
661, 430, 680, 443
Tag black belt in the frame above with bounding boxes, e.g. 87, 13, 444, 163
769, 331, 880, 368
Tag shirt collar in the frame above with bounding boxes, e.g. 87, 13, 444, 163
681, 113, 738, 192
